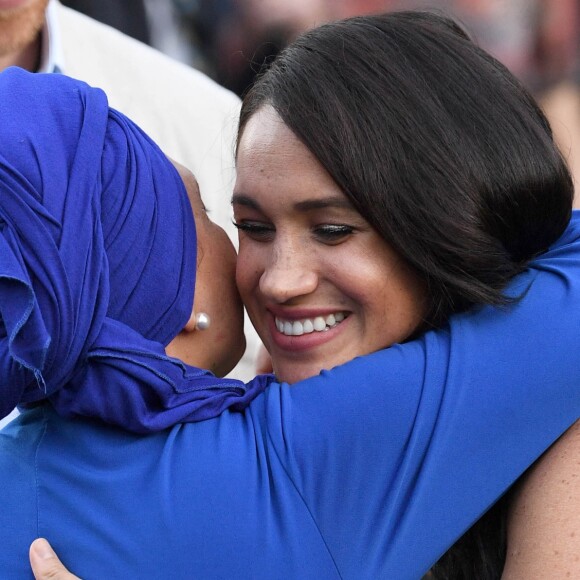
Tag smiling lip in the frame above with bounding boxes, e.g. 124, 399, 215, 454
267, 309, 350, 352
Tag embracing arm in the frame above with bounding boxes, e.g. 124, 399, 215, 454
502, 419, 580, 579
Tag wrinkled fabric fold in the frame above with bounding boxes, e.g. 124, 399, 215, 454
0, 68, 270, 432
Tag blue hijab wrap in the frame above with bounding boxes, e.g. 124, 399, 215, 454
0, 68, 270, 433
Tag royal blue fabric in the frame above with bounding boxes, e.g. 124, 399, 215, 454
1, 215, 579, 579
0, 68, 269, 432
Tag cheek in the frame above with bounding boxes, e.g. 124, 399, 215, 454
205, 228, 237, 283
342, 253, 426, 342
235, 263, 250, 304
371, 270, 427, 340
235, 244, 261, 306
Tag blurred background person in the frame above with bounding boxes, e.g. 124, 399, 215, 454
59, 0, 151, 43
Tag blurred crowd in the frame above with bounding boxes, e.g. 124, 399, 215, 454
66, 0, 580, 202
63, 0, 579, 98
169, 0, 580, 98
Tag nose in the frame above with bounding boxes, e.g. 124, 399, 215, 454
259, 242, 318, 304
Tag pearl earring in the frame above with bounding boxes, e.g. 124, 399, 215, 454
194, 312, 211, 331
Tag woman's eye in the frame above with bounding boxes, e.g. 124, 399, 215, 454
314, 224, 354, 244
232, 220, 275, 241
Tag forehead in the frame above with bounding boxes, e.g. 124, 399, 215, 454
236, 106, 340, 202
237, 106, 305, 168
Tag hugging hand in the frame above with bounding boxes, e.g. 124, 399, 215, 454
30, 539, 79, 580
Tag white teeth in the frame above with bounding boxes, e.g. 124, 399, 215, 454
292, 321, 304, 336
275, 312, 348, 336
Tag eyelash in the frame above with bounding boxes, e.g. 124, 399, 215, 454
232, 221, 355, 244
313, 224, 354, 242
232, 221, 274, 240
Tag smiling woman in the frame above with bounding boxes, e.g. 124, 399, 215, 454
231, 9, 578, 576
234, 106, 426, 384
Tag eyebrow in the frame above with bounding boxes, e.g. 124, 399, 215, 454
231, 194, 260, 210
232, 193, 355, 213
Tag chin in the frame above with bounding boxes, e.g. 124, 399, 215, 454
274, 363, 324, 385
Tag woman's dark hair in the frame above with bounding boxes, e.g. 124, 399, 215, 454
238, 10, 573, 329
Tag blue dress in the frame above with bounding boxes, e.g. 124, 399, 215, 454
1, 213, 579, 579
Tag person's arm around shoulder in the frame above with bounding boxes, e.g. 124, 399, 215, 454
502, 419, 580, 579
30, 539, 79, 580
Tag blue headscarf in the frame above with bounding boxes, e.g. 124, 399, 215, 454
0, 68, 270, 433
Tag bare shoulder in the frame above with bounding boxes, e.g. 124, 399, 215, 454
502, 419, 580, 579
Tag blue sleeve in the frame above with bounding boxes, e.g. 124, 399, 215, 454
264, 212, 580, 579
